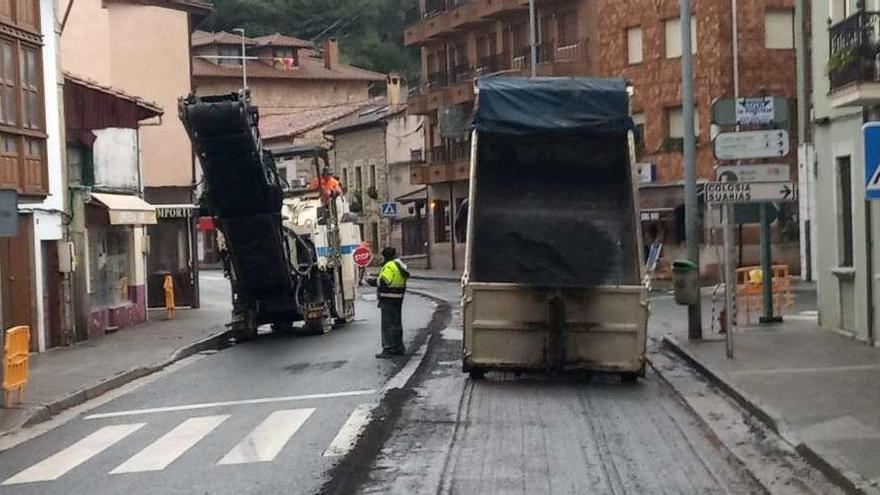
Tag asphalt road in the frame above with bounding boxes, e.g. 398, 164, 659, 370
0, 274, 437, 495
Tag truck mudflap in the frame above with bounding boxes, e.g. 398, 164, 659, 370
462, 283, 648, 376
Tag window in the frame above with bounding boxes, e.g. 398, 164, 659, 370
765, 9, 794, 49
632, 112, 646, 157
838, 157, 853, 267
539, 15, 553, 45
369, 164, 377, 189
433, 199, 449, 243
665, 17, 697, 58
0, 40, 14, 125
371, 222, 380, 253
0, 0, 37, 30
666, 106, 700, 139
218, 45, 241, 66
513, 23, 529, 53
830, 0, 851, 23
0, 33, 45, 195
627, 26, 643, 64
342, 168, 348, 188
355, 166, 363, 192
277, 166, 287, 182
557, 10, 578, 46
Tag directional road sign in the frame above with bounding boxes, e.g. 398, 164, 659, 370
715, 164, 790, 183
711, 96, 789, 126
714, 130, 790, 160
380, 201, 400, 218
864, 123, 880, 200
705, 181, 797, 204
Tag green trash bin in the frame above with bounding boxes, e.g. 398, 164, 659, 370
672, 260, 699, 306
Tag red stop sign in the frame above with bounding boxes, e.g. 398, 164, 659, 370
352, 245, 372, 268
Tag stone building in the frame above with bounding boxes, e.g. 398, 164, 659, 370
324, 75, 427, 263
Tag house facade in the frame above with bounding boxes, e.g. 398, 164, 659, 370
0, 0, 67, 351
324, 75, 427, 262
61, 0, 211, 310
810, 0, 880, 344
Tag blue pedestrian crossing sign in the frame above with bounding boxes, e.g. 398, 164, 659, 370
380, 201, 400, 218
865, 123, 880, 200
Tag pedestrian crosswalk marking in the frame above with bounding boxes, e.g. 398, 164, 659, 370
323, 404, 373, 457
84, 389, 375, 420
217, 408, 315, 465
110, 415, 228, 474
2, 423, 145, 485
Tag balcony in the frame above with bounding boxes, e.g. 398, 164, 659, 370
405, 0, 523, 47
410, 141, 471, 185
829, 12, 880, 107
511, 39, 591, 76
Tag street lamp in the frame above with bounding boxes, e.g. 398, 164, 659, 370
233, 28, 247, 90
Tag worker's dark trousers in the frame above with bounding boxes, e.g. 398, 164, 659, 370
380, 303, 404, 353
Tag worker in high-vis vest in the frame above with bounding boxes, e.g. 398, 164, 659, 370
368, 247, 410, 358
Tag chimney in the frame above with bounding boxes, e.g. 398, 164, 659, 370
324, 37, 338, 70
387, 72, 402, 107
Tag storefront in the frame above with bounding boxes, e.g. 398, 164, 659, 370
86, 193, 156, 336
147, 204, 199, 308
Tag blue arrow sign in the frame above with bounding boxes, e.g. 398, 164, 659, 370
864, 123, 880, 200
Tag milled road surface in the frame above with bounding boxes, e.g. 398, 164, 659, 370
348, 281, 830, 495
0, 275, 436, 495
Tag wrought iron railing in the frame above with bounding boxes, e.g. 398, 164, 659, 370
449, 63, 473, 84
429, 140, 470, 164
513, 39, 589, 69
829, 11, 880, 90
475, 52, 511, 75
426, 70, 448, 91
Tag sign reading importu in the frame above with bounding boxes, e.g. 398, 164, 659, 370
705, 181, 797, 204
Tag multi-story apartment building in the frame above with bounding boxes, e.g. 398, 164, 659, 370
810, 0, 880, 344
404, 0, 598, 270
405, 0, 800, 276
599, 0, 799, 278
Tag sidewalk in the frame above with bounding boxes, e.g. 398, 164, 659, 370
663, 315, 880, 494
0, 305, 230, 436
404, 268, 462, 282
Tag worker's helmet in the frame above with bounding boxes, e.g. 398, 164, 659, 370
382, 247, 396, 260
322, 166, 333, 176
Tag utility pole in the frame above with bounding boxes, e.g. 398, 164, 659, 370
528, 0, 537, 77
233, 28, 248, 90
681, 0, 702, 339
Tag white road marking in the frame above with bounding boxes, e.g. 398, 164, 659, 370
322, 404, 373, 457
218, 408, 314, 464
110, 415, 228, 474
84, 389, 375, 420
383, 336, 431, 392
2, 423, 145, 485
0, 355, 207, 453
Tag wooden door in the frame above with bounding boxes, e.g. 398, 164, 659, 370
41, 240, 63, 347
1, 214, 35, 350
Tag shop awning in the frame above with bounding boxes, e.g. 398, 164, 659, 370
396, 187, 427, 204
90, 192, 157, 225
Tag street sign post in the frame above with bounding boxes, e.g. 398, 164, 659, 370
864, 123, 880, 200
714, 130, 790, 160
705, 181, 797, 204
380, 202, 400, 218
711, 96, 790, 127
716, 164, 790, 183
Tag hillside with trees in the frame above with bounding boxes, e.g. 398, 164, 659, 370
199, 0, 421, 84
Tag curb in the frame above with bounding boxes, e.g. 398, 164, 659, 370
409, 275, 461, 283
2, 326, 231, 436
661, 334, 880, 495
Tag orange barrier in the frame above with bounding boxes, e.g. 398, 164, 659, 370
3, 326, 29, 407
735, 265, 794, 324
164, 275, 175, 320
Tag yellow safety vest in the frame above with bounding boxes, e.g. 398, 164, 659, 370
379, 259, 407, 299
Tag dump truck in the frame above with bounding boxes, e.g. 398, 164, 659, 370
179, 91, 360, 340
462, 76, 648, 380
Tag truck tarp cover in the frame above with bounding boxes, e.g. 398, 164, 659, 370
473, 76, 635, 136
470, 77, 641, 288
